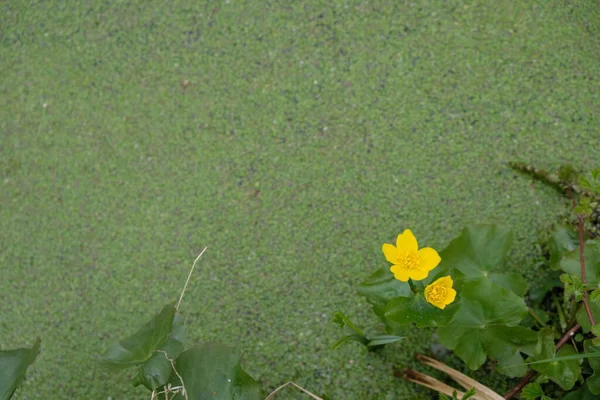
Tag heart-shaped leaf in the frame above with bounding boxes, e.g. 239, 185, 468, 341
168, 343, 260, 400
101, 303, 186, 390
102, 303, 178, 368
434, 225, 528, 296
0, 339, 40, 400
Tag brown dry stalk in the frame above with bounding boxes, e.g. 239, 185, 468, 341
414, 354, 504, 400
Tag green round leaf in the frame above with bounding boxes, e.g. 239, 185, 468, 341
434, 225, 528, 296
437, 225, 513, 279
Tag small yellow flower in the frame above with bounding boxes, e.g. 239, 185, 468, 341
424, 276, 457, 310
382, 229, 441, 281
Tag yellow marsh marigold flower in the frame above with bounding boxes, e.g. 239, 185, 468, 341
382, 229, 441, 282
424, 276, 457, 310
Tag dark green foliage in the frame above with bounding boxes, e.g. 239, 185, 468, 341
529, 329, 581, 390
0, 339, 40, 400
168, 343, 260, 400
101, 304, 186, 390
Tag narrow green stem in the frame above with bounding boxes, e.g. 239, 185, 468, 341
408, 279, 418, 293
528, 308, 546, 328
343, 316, 364, 337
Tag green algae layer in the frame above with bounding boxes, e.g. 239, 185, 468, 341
1, 0, 599, 398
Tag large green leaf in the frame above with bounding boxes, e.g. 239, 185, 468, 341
548, 225, 579, 270
101, 303, 186, 390
529, 328, 581, 390
561, 240, 600, 287
0, 339, 40, 400
437, 278, 536, 376
384, 292, 460, 328
169, 343, 260, 400
584, 340, 600, 394
435, 225, 528, 296
102, 303, 177, 368
132, 313, 186, 390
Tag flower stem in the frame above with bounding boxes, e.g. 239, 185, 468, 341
408, 279, 418, 293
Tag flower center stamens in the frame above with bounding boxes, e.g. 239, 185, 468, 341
429, 285, 446, 302
397, 251, 419, 269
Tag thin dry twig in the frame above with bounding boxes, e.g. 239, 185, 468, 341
156, 350, 188, 400
415, 354, 504, 400
264, 381, 324, 400
402, 368, 468, 399
177, 247, 208, 310
149, 251, 207, 400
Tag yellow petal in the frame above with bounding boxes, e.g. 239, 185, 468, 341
382, 243, 399, 264
418, 247, 441, 272
445, 287, 457, 304
408, 268, 429, 281
433, 275, 453, 288
424, 284, 434, 303
390, 265, 411, 282
396, 229, 418, 253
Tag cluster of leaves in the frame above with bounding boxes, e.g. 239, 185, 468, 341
0, 339, 40, 400
354, 225, 538, 375
335, 222, 600, 399
0, 303, 260, 400
100, 302, 260, 399
332, 167, 600, 399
